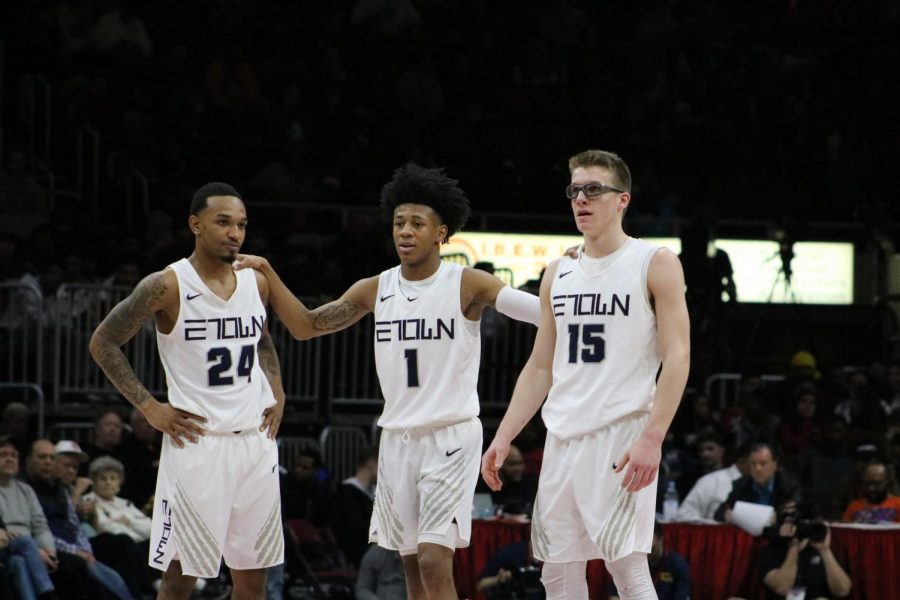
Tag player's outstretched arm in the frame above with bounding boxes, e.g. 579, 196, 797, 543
89, 271, 207, 447
481, 260, 559, 491
462, 268, 541, 325
615, 248, 690, 492
234, 254, 377, 339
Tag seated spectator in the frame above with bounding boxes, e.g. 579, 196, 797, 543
608, 521, 690, 600
355, 545, 406, 600
281, 448, 329, 523
330, 447, 376, 567
476, 538, 543, 600
489, 444, 537, 517
82, 411, 125, 468
52, 441, 95, 529
0, 402, 34, 459
795, 416, 856, 520
759, 504, 851, 599
677, 443, 750, 522
842, 460, 900, 523
83, 457, 152, 542
0, 436, 60, 600
117, 409, 160, 512
22, 439, 135, 600
776, 384, 823, 461
715, 441, 802, 524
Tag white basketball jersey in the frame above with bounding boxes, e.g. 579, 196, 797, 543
374, 262, 480, 430
542, 238, 661, 439
156, 259, 276, 432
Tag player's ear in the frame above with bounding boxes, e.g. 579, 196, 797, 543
188, 215, 201, 235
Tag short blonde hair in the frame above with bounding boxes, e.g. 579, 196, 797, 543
568, 149, 632, 193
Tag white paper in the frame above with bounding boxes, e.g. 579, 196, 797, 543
731, 501, 775, 536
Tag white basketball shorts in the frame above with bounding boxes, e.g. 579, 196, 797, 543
531, 412, 657, 563
369, 417, 482, 555
149, 429, 283, 577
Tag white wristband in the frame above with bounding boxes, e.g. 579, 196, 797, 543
495, 285, 541, 326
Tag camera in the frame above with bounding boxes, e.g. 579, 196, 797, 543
779, 501, 827, 543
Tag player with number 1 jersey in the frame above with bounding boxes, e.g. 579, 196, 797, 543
232, 164, 541, 600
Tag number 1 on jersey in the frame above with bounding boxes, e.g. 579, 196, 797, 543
404, 348, 420, 387
567, 323, 605, 363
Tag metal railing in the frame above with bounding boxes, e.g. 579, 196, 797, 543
0, 283, 45, 386
25, 283, 537, 425
704, 372, 786, 410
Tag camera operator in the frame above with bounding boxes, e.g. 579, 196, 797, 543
477, 539, 544, 600
759, 502, 851, 599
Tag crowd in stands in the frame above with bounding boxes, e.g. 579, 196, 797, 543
3, 1, 900, 599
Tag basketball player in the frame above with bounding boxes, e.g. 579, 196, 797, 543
481, 150, 691, 600
89, 183, 285, 600
234, 163, 541, 600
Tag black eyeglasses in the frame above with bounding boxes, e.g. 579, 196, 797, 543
565, 182, 625, 200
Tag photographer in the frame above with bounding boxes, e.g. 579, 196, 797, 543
759, 502, 851, 599
477, 540, 543, 600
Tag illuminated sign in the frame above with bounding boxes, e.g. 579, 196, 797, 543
442, 232, 853, 305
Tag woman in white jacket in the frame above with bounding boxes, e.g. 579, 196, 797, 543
83, 456, 152, 542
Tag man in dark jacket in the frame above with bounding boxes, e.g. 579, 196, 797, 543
715, 441, 802, 524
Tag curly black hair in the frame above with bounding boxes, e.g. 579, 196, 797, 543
379, 163, 471, 239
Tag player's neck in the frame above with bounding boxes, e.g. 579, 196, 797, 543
581, 228, 628, 259
188, 252, 235, 282
399, 252, 442, 281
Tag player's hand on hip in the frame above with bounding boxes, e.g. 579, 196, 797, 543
232, 253, 269, 272
260, 401, 284, 439
613, 435, 661, 493
481, 440, 509, 492
144, 400, 206, 448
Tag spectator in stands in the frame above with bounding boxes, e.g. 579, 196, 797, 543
886, 362, 900, 415
52, 440, 96, 526
677, 443, 751, 522
55, 442, 152, 598
355, 545, 406, 600
0, 437, 60, 600
22, 439, 136, 599
695, 431, 728, 475
608, 521, 689, 600
795, 416, 857, 520
835, 370, 889, 434
776, 384, 823, 463
0, 402, 34, 458
842, 460, 900, 523
488, 444, 536, 517
476, 538, 542, 600
715, 441, 802, 524
759, 503, 851, 599
118, 409, 160, 513
281, 448, 329, 523
330, 447, 376, 567
82, 411, 125, 467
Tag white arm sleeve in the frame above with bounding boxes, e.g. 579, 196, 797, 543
494, 285, 541, 326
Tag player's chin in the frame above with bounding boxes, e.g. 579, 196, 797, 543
218, 252, 237, 264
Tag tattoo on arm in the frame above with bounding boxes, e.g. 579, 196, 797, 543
90, 274, 168, 408
311, 300, 359, 331
257, 334, 284, 399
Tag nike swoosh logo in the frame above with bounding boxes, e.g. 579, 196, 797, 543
445, 448, 462, 457
186, 293, 202, 300
406, 297, 418, 302
380, 294, 395, 302
272, 464, 277, 473
558, 270, 573, 278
